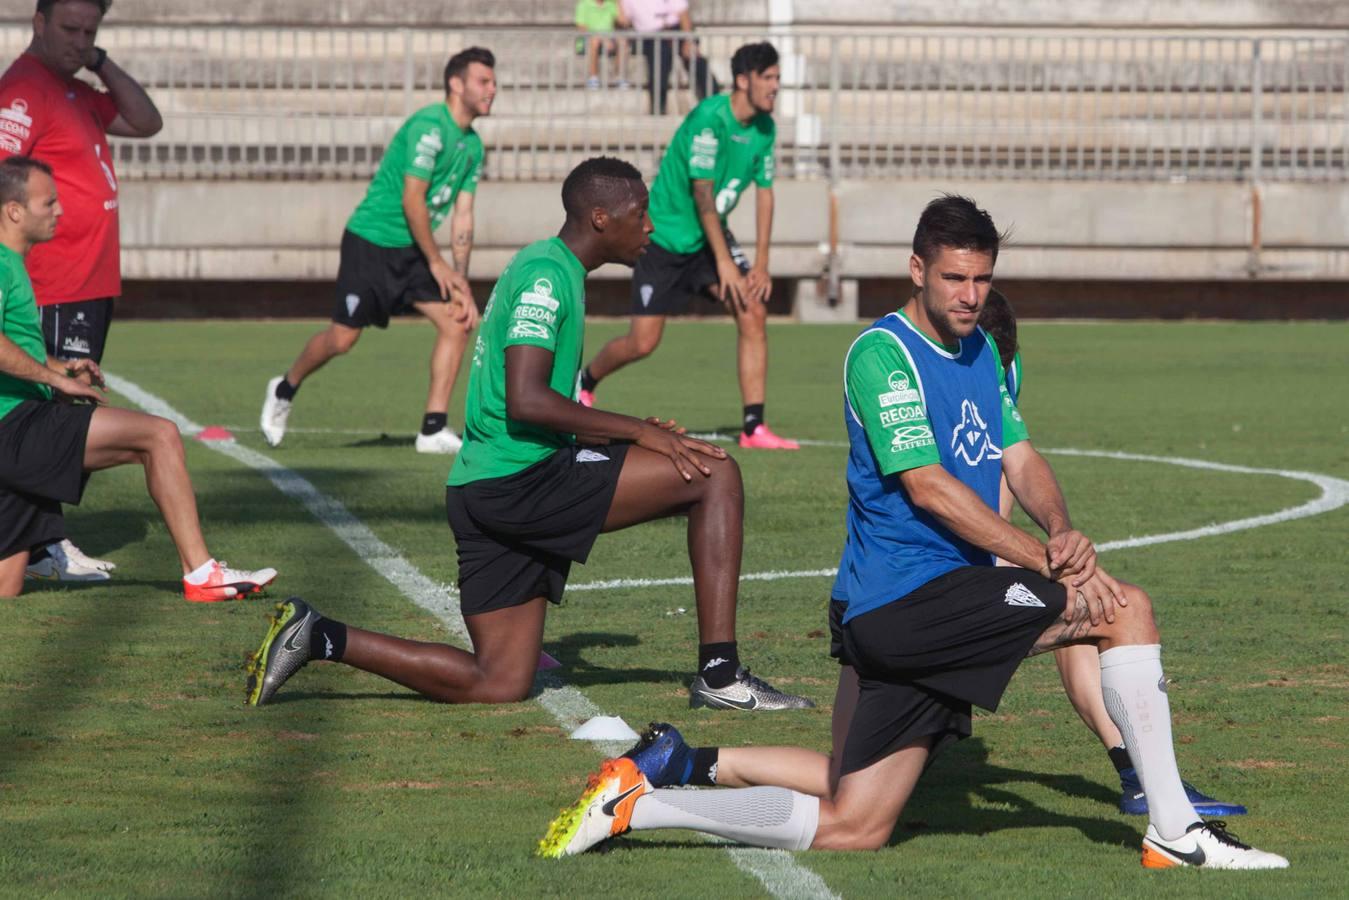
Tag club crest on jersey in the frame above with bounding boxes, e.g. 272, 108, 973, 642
951, 399, 1002, 466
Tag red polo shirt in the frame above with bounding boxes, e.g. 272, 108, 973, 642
0, 53, 121, 305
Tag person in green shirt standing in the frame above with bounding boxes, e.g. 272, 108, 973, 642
575, 0, 630, 90
0, 157, 275, 601
578, 43, 799, 449
260, 47, 495, 455
245, 157, 812, 713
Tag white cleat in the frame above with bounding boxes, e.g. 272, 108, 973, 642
1142, 821, 1289, 870
25, 541, 111, 582
415, 427, 463, 454
260, 376, 292, 448
59, 539, 116, 572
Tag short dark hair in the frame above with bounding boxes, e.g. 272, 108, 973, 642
731, 42, 779, 82
0, 157, 53, 207
561, 156, 645, 221
978, 288, 1018, 370
444, 47, 495, 94
36, 0, 111, 18
912, 194, 1004, 265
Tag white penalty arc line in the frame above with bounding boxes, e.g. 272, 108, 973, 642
106, 373, 839, 900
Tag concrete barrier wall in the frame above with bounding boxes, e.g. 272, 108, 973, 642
117, 178, 1349, 285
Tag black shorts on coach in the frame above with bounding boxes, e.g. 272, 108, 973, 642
332, 229, 444, 329
446, 443, 630, 616
0, 400, 96, 559
837, 566, 1067, 776
40, 297, 115, 364
630, 229, 750, 316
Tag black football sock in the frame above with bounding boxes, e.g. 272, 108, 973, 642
580, 366, 599, 393
310, 618, 347, 662
421, 412, 448, 436
275, 377, 298, 401
743, 404, 765, 435
687, 747, 720, 786
1107, 744, 1133, 774
698, 641, 740, 689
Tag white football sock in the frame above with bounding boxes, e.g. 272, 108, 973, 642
1100, 643, 1199, 840
629, 787, 819, 851
183, 558, 218, 585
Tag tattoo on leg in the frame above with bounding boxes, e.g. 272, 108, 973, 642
1028, 592, 1095, 656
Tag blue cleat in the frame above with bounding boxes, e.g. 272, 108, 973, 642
622, 722, 697, 787
1119, 768, 1248, 816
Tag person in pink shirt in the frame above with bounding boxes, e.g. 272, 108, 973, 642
621, 0, 719, 114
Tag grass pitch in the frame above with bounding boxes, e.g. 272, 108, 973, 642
3, 318, 1346, 898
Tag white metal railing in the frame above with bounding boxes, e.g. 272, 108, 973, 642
2, 25, 1345, 183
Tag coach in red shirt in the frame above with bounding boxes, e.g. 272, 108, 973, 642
0, 0, 161, 363
0, 0, 161, 582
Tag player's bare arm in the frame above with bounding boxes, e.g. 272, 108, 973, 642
0, 333, 104, 402
402, 174, 470, 303
92, 52, 163, 138
898, 462, 1053, 574
745, 185, 773, 304
692, 179, 747, 309
1000, 440, 1099, 581
505, 344, 725, 481
448, 191, 480, 327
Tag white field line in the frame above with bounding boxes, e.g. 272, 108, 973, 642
106, 373, 838, 900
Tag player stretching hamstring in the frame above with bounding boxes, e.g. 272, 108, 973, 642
0, 158, 275, 601
538, 196, 1287, 870
260, 48, 494, 454
245, 158, 810, 711
577, 42, 797, 449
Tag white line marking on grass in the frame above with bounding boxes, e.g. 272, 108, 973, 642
107, 373, 834, 899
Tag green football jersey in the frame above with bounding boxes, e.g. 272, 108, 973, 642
0, 245, 52, 421
346, 103, 484, 249
448, 238, 589, 486
648, 94, 775, 255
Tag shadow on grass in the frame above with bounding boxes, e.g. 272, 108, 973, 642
543, 631, 685, 689
344, 434, 416, 449
55, 508, 152, 558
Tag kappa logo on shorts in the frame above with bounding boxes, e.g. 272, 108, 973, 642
575, 449, 609, 463
345, 293, 361, 317
1004, 582, 1045, 608
640, 284, 654, 307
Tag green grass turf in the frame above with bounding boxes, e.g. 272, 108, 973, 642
3, 318, 1346, 897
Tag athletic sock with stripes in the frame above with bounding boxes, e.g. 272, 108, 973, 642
629, 787, 819, 850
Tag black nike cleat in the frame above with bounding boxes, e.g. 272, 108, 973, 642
245, 598, 318, 706
689, 666, 814, 710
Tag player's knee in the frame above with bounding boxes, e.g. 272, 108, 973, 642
149, 415, 184, 455
629, 331, 661, 359
330, 327, 361, 354
471, 674, 533, 704
812, 819, 890, 851
1117, 584, 1160, 643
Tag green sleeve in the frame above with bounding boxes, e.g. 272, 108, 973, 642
754, 125, 776, 188
462, 141, 483, 195
981, 331, 1029, 448
403, 111, 444, 182
845, 332, 939, 476
688, 113, 721, 182
503, 261, 568, 352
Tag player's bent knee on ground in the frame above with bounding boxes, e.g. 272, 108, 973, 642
1107, 582, 1160, 645
811, 818, 892, 851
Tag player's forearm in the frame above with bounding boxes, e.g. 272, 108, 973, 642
692, 182, 733, 266
450, 210, 474, 275
0, 335, 60, 388
97, 56, 162, 136
507, 386, 644, 443
901, 466, 1049, 573
754, 188, 773, 269
1003, 445, 1073, 537
403, 194, 446, 267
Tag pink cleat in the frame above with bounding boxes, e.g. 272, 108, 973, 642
738, 424, 800, 450
578, 389, 596, 408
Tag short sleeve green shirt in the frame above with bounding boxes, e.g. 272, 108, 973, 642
845, 320, 1028, 477
346, 103, 484, 249
575, 0, 621, 30
448, 238, 588, 486
0, 245, 52, 421
648, 94, 775, 255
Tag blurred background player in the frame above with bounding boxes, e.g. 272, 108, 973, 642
578, 42, 796, 449
245, 157, 810, 712
259, 48, 495, 454
0, 157, 275, 601
575, 0, 630, 89
0, 0, 163, 582
622, 0, 719, 115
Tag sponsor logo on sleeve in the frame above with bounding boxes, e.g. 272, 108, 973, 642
691, 128, 719, 169
512, 304, 557, 325
762, 154, 775, 179
532, 277, 554, 297
0, 134, 20, 154
519, 291, 559, 312
508, 320, 552, 340
890, 425, 934, 453
0, 99, 32, 128
879, 370, 921, 407
950, 399, 1003, 466
879, 403, 926, 427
